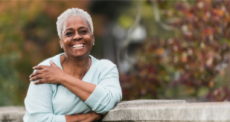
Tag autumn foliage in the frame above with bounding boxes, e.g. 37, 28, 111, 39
121, 0, 230, 101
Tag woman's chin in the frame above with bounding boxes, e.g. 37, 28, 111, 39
70, 53, 88, 58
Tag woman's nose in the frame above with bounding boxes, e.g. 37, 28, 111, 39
73, 33, 82, 40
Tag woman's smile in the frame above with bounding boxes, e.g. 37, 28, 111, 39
73, 44, 84, 49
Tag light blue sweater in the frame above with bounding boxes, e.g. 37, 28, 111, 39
23, 53, 122, 122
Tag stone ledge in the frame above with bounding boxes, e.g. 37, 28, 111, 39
103, 100, 230, 122
0, 106, 25, 122
112, 100, 186, 110
1, 100, 230, 122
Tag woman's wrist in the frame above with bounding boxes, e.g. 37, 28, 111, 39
58, 72, 70, 84
65, 112, 99, 122
90, 111, 102, 120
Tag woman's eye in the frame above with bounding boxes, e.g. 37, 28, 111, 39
80, 30, 87, 34
66, 32, 73, 36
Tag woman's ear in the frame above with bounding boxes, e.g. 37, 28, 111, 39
92, 35, 95, 45
59, 39, 63, 48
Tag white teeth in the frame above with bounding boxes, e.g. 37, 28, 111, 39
73, 44, 84, 49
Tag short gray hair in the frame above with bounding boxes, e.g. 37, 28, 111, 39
56, 8, 94, 39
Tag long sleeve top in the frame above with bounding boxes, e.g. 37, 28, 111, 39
23, 53, 122, 122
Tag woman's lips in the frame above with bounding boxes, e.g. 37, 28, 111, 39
73, 44, 84, 49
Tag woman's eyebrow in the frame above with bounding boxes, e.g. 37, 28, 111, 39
65, 26, 88, 31
66, 28, 73, 31
78, 26, 88, 30
64, 28, 73, 33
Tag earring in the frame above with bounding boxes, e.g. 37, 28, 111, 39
61, 45, 63, 48
93, 43, 95, 45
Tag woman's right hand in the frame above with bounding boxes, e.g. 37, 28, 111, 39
65, 111, 102, 122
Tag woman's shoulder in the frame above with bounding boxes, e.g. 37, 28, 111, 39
91, 56, 116, 67
38, 53, 63, 66
98, 59, 115, 66
91, 55, 117, 73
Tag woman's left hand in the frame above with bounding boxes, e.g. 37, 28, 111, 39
29, 61, 66, 85
65, 111, 102, 122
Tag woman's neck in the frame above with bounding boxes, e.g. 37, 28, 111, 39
60, 54, 91, 79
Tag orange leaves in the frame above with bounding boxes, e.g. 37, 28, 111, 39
181, 52, 187, 63
156, 48, 164, 55
212, 8, 225, 17
202, 27, 213, 37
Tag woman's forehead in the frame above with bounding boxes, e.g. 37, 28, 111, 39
64, 16, 90, 30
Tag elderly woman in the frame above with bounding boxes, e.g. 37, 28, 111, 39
23, 8, 122, 122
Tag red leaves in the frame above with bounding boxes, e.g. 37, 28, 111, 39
207, 87, 230, 102
120, 0, 230, 101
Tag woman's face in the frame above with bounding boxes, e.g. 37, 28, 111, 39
60, 15, 94, 58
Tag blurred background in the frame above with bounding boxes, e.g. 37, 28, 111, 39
1, 0, 230, 106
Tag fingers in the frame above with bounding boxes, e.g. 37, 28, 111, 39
29, 70, 42, 78
34, 79, 44, 85
33, 65, 45, 70
50, 61, 58, 67
30, 74, 43, 81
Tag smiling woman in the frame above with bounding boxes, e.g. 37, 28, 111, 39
23, 8, 122, 122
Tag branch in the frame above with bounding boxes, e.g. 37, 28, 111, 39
151, 0, 175, 31
120, 0, 142, 60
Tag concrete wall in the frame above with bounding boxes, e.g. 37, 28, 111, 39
0, 106, 25, 122
1, 100, 230, 122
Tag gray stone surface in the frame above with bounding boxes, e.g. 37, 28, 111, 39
102, 100, 230, 122
2, 100, 230, 122
0, 106, 25, 122
112, 100, 186, 110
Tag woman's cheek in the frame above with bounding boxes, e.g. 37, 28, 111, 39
63, 39, 68, 43
63, 38, 71, 43
85, 35, 92, 41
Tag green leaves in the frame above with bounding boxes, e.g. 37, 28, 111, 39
0, 55, 22, 105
